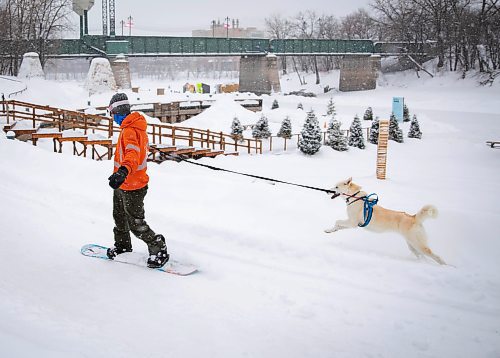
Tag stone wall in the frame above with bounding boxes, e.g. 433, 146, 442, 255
239, 55, 281, 95
339, 55, 381, 92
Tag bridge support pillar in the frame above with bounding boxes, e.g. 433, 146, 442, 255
339, 55, 381, 92
239, 55, 280, 95
17, 52, 45, 79
111, 55, 131, 89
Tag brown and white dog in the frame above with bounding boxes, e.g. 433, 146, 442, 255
325, 177, 446, 265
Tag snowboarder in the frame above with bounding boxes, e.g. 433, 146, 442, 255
107, 93, 169, 268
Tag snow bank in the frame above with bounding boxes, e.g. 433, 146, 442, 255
179, 95, 260, 132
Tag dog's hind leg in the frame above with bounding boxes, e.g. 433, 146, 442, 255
406, 242, 423, 259
407, 228, 446, 265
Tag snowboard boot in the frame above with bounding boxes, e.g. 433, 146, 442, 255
106, 245, 132, 260
147, 234, 170, 269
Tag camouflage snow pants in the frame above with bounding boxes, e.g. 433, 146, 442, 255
113, 186, 163, 255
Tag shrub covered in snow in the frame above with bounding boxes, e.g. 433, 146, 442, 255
271, 99, 279, 109
325, 119, 348, 151
408, 115, 423, 139
277, 116, 292, 139
326, 98, 336, 118
348, 115, 366, 149
363, 107, 374, 121
231, 117, 244, 141
389, 114, 404, 143
299, 111, 322, 155
252, 114, 272, 139
403, 104, 411, 122
297, 102, 303, 110
368, 118, 380, 144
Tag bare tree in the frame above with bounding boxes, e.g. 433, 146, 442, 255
265, 13, 292, 74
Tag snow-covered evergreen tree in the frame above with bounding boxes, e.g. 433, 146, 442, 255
403, 104, 410, 122
298, 111, 322, 155
408, 115, 422, 139
368, 118, 380, 144
363, 107, 373, 121
252, 114, 272, 139
271, 99, 279, 109
277, 116, 292, 139
326, 98, 336, 118
297, 102, 303, 110
389, 114, 404, 143
325, 119, 348, 151
348, 115, 366, 149
231, 117, 244, 141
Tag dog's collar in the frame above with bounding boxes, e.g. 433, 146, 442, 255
346, 191, 363, 205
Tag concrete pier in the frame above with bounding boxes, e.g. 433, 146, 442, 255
111, 55, 132, 89
339, 55, 381, 92
239, 55, 281, 95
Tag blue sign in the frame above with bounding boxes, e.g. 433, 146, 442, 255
392, 97, 404, 122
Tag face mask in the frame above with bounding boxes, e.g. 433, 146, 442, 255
113, 113, 127, 126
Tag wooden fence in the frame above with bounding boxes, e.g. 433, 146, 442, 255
0, 100, 263, 155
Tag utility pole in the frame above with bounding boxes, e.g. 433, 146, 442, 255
225, 16, 230, 39
127, 15, 133, 36
109, 0, 116, 36
120, 20, 125, 36
211, 20, 216, 37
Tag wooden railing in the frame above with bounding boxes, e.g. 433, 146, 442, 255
0, 100, 263, 155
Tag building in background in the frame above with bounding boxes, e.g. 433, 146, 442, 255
192, 19, 265, 38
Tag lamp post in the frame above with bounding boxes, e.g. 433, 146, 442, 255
225, 16, 230, 39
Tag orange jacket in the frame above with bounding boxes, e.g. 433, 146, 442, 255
113, 112, 149, 191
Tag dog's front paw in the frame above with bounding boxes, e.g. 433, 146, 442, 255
324, 227, 337, 234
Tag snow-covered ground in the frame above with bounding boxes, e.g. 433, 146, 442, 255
0, 68, 499, 358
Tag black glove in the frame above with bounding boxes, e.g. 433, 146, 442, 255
108, 166, 129, 189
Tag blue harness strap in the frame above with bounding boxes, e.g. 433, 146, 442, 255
358, 193, 378, 228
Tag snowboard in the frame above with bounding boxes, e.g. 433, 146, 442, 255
81, 244, 198, 276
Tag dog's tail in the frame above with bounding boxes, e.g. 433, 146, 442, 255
415, 205, 438, 223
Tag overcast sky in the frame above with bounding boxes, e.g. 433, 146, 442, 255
69, 0, 372, 37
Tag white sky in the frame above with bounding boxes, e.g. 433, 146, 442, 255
69, 0, 372, 37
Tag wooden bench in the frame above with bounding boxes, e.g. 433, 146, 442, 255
173, 146, 196, 155
202, 150, 224, 158
55, 136, 88, 154
223, 151, 240, 156
189, 148, 212, 158
77, 139, 114, 160
148, 144, 178, 162
486, 141, 500, 148
31, 132, 63, 152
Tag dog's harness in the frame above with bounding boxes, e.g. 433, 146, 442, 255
345, 192, 379, 227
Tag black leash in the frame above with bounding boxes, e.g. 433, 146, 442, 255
164, 154, 335, 195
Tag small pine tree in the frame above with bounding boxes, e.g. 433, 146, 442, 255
389, 113, 404, 143
325, 119, 348, 151
348, 115, 366, 149
408, 115, 422, 139
297, 102, 303, 110
231, 117, 244, 141
368, 118, 380, 144
298, 111, 322, 155
271, 99, 279, 109
277, 116, 292, 139
403, 104, 410, 122
363, 107, 373, 121
326, 98, 336, 118
252, 114, 272, 139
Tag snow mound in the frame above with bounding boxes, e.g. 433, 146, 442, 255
179, 95, 259, 132
17, 52, 44, 79
85, 58, 117, 95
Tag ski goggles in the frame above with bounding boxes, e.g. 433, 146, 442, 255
108, 99, 130, 114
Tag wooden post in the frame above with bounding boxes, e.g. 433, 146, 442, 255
189, 129, 194, 147
12, 103, 16, 122
284, 137, 287, 151
159, 126, 162, 145
247, 140, 251, 154
219, 132, 223, 150
270, 136, 273, 151
376, 119, 389, 180
172, 127, 176, 146
108, 115, 113, 138
6, 102, 10, 124
207, 129, 210, 148
32, 107, 36, 128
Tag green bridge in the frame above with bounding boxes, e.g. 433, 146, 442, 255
43, 35, 415, 58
